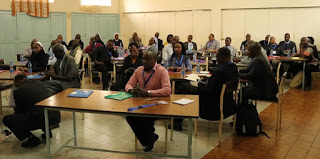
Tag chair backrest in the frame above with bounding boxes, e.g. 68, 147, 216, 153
224, 79, 239, 95
278, 72, 287, 97
219, 79, 239, 119
276, 62, 282, 84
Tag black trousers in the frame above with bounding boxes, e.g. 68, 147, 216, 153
110, 74, 128, 91
126, 116, 156, 146
95, 64, 111, 90
2, 113, 43, 141
292, 63, 317, 87
174, 82, 199, 127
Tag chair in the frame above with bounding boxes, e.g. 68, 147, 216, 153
194, 79, 240, 144
87, 55, 102, 86
135, 119, 170, 153
253, 72, 287, 130
79, 55, 86, 88
0, 82, 14, 114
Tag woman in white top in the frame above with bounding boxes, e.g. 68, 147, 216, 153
162, 34, 174, 64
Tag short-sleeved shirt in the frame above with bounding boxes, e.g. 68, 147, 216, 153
204, 40, 220, 50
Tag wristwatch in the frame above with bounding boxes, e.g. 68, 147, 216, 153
147, 91, 151, 97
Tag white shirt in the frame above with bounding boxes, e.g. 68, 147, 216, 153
188, 42, 193, 50
162, 43, 173, 64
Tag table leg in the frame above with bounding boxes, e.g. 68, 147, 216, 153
239, 83, 243, 104
44, 108, 51, 158
73, 112, 77, 146
0, 91, 2, 115
302, 61, 305, 90
172, 81, 175, 94
187, 118, 193, 159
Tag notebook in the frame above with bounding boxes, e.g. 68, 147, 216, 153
172, 98, 195, 105
68, 90, 94, 98
105, 92, 132, 100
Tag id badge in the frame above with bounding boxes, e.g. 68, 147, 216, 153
272, 50, 277, 55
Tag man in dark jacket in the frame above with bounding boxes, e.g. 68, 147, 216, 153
2, 74, 60, 148
239, 42, 278, 104
91, 40, 119, 90
174, 47, 239, 130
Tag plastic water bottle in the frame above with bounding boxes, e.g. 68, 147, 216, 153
196, 62, 200, 74
181, 63, 185, 78
28, 62, 32, 75
200, 45, 202, 51
270, 50, 273, 57
10, 62, 14, 76
287, 51, 291, 57
292, 47, 296, 54
241, 45, 244, 52
193, 52, 196, 63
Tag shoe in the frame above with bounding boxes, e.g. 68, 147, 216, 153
41, 130, 52, 140
168, 125, 183, 131
144, 134, 159, 152
21, 135, 41, 148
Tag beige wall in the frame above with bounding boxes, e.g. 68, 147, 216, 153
120, 0, 320, 48
1, 0, 120, 42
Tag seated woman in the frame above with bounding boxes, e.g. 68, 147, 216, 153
173, 47, 238, 130
110, 43, 143, 91
168, 42, 192, 72
20, 42, 48, 72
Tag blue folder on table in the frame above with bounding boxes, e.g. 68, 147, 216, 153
68, 90, 93, 98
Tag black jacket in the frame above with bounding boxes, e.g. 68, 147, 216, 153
279, 41, 297, 52
27, 50, 48, 72
91, 46, 119, 70
68, 39, 84, 50
239, 53, 278, 101
14, 80, 60, 126
266, 44, 284, 56
113, 39, 123, 47
158, 38, 163, 51
121, 53, 143, 76
259, 40, 269, 50
198, 63, 238, 120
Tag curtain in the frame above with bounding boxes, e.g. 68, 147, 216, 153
12, 0, 50, 18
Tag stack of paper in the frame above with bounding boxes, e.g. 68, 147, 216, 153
172, 98, 195, 105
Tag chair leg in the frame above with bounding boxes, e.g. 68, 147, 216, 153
0, 91, 2, 115
170, 118, 173, 141
233, 114, 237, 134
208, 121, 211, 128
135, 136, 138, 150
194, 118, 198, 136
165, 120, 168, 153
218, 119, 223, 144
254, 100, 257, 107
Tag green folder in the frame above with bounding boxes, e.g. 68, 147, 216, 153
105, 92, 132, 100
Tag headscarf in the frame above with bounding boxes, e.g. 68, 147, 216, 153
34, 42, 45, 51
153, 37, 158, 49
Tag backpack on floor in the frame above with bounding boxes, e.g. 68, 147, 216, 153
236, 103, 270, 138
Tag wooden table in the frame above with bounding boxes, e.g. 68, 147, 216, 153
36, 88, 199, 159
0, 71, 45, 80
168, 71, 193, 94
236, 63, 249, 68
268, 56, 308, 89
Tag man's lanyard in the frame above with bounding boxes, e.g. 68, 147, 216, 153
284, 41, 290, 49
143, 65, 157, 88
208, 41, 214, 48
174, 55, 184, 67
271, 44, 277, 50
107, 50, 112, 56
128, 103, 159, 112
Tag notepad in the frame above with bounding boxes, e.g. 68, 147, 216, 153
68, 90, 93, 98
105, 92, 132, 100
27, 75, 43, 79
172, 98, 195, 105
185, 74, 200, 82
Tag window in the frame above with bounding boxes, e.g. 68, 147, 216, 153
81, 0, 111, 6
49, 0, 54, 3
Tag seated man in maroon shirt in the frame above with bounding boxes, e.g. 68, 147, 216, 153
125, 50, 171, 152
